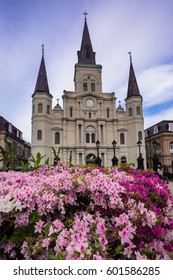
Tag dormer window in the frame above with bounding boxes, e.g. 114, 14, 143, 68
145, 130, 148, 138
168, 123, 173, 131
8, 123, 12, 133
153, 126, 158, 134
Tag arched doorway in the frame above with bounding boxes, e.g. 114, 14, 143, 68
121, 156, 127, 164
86, 154, 96, 165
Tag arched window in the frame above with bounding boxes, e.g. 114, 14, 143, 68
156, 143, 161, 155
85, 46, 90, 58
129, 108, 132, 116
38, 103, 43, 113
86, 133, 90, 143
83, 82, 88, 92
138, 131, 142, 141
170, 142, 173, 154
47, 105, 50, 114
70, 107, 73, 117
107, 108, 110, 118
136, 106, 141, 115
37, 130, 42, 140
55, 132, 60, 144
91, 82, 95, 92
120, 133, 125, 144
33, 105, 35, 114
91, 133, 95, 143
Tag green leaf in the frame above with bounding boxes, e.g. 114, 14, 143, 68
49, 251, 64, 260
115, 245, 123, 255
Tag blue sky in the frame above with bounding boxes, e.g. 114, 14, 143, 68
0, 0, 173, 142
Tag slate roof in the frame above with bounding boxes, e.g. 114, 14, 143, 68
127, 61, 141, 98
0, 116, 8, 131
145, 120, 173, 136
77, 19, 96, 64
34, 55, 50, 93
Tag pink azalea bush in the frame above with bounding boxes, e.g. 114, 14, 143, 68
0, 162, 173, 260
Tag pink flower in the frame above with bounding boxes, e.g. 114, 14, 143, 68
34, 220, 44, 233
119, 226, 134, 245
115, 213, 130, 226
76, 242, 88, 253
135, 251, 146, 260
93, 252, 103, 260
138, 202, 145, 214
124, 242, 136, 258
96, 221, 107, 235
99, 235, 108, 251
42, 238, 51, 249
73, 218, 83, 231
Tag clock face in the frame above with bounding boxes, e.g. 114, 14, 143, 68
86, 99, 93, 108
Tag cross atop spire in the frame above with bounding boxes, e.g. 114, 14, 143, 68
128, 51, 132, 63
83, 11, 88, 20
126, 55, 141, 99
77, 15, 96, 64
34, 53, 50, 94
42, 44, 44, 56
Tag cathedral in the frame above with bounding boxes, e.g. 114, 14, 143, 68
31, 17, 146, 167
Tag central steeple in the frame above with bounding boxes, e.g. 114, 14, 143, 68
77, 14, 96, 65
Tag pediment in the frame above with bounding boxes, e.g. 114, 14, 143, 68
77, 92, 103, 99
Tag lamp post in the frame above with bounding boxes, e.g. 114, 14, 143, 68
152, 139, 159, 172
137, 140, 144, 170
95, 140, 102, 167
112, 140, 119, 166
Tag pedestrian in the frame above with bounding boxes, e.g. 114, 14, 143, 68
157, 165, 163, 180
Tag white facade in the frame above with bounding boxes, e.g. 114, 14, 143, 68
31, 20, 146, 168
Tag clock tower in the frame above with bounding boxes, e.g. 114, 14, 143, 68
31, 14, 146, 168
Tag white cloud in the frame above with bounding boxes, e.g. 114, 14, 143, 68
144, 107, 173, 129
139, 64, 173, 107
1, 0, 173, 143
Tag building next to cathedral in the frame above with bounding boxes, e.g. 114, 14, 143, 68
31, 17, 146, 168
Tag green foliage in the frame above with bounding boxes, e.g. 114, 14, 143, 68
119, 162, 135, 169
52, 147, 61, 165
20, 161, 30, 172
0, 138, 14, 170
30, 152, 46, 168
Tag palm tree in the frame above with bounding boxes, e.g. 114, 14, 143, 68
0, 138, 14, 170
52, 147, 61, 165
30, 152, 46, 168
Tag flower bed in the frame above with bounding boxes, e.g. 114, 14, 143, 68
0, 163, 173, 259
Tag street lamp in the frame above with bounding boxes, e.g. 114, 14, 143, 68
95, 140, 102, 167
137, 140, 142, 155
137, 140, 144, 170
112, 140, 119, 166
152, 139, 159, 172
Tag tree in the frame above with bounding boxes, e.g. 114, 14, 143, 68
0, 138, 14, 170
30, 152, 46, 168
52, 147, 61, 165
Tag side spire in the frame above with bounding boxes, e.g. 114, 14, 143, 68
34, 44, 50, 93
77, 12, 96, 64
127, 52, 141, 98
